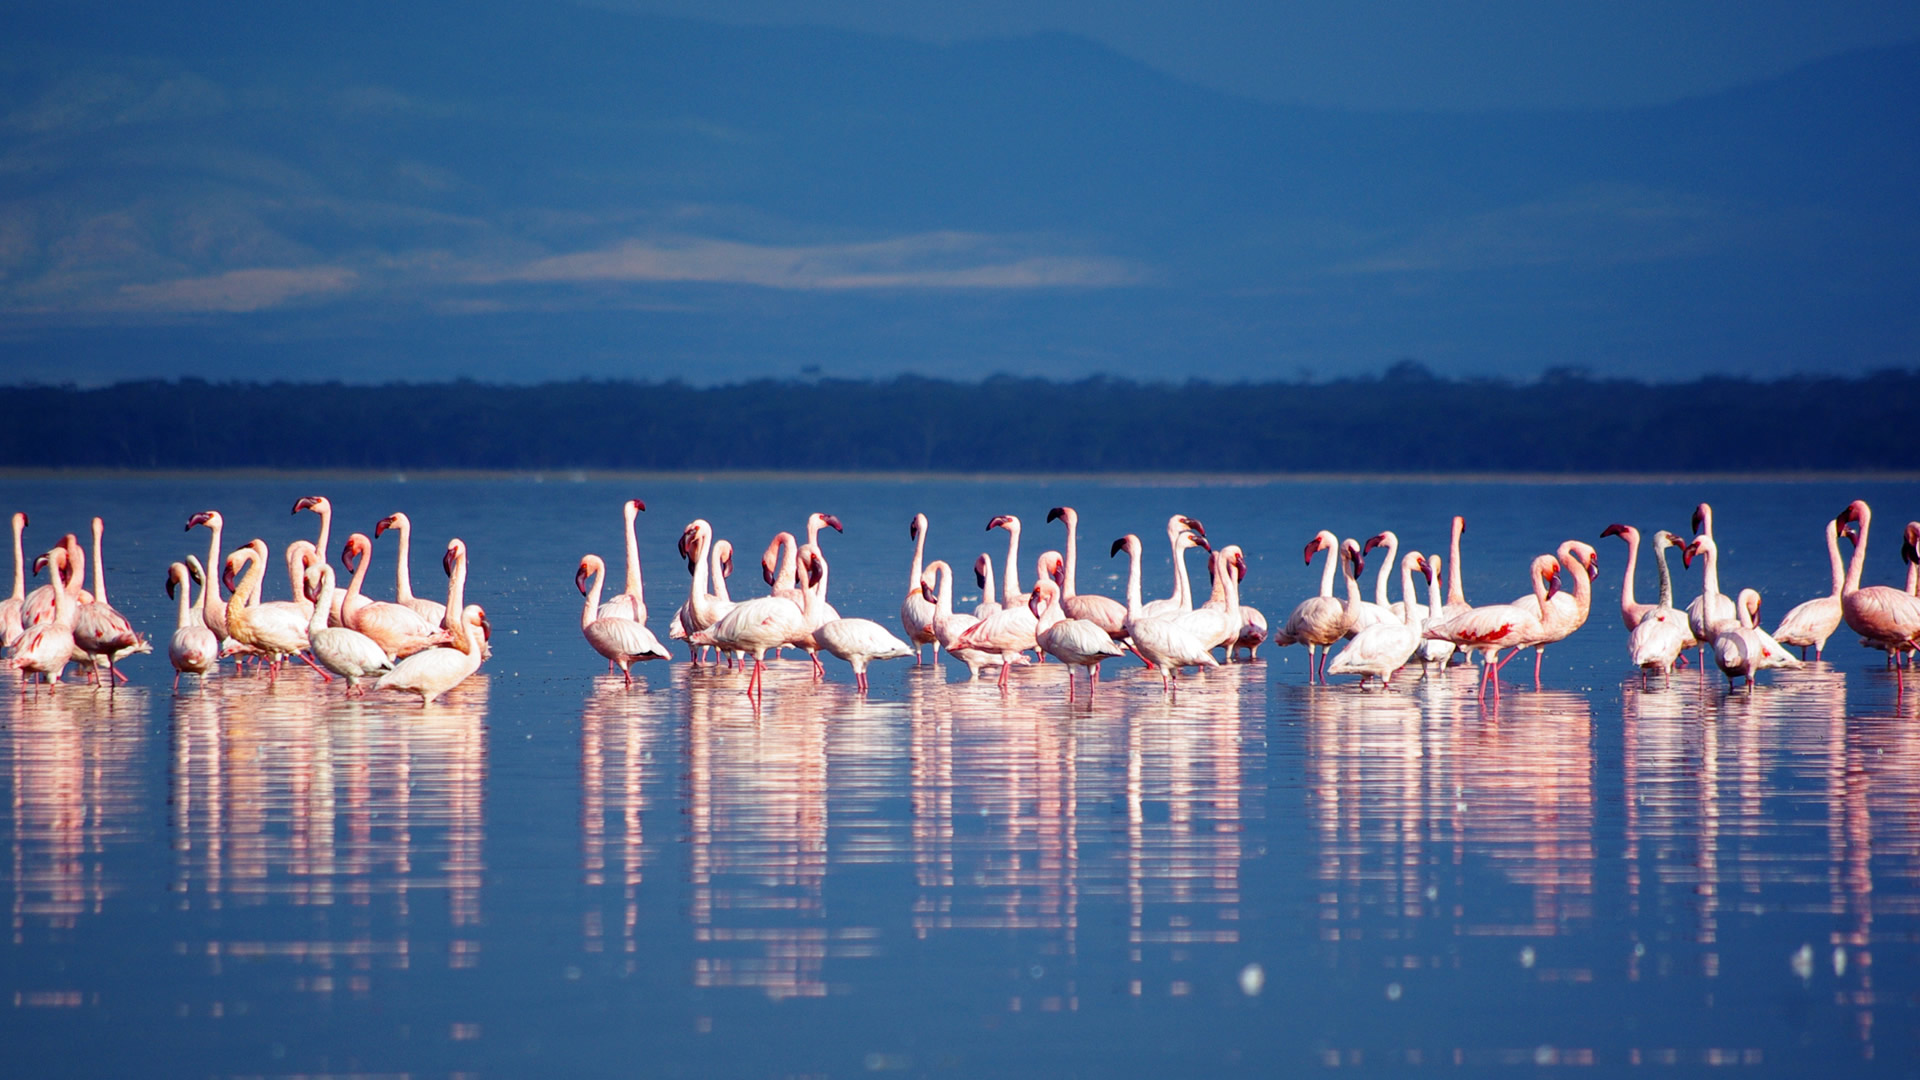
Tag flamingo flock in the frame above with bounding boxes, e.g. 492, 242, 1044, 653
4, 495, 1917, 702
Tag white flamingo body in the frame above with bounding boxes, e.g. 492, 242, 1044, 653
1138, 514, 1207, 621
815, 618, 914, 691
1114, 532, 1219, 689
900, 513, 938, 661
71, 517, 141, 682
10, 547, 76, 685
1030, 579, 1125, 699
578, 554, 670, 685
377, 512, 450, 627
1771, 518, 1845, 661
305, 565, 392, 694
1329, 550, 1425, 687
1279, 531, 1352, 683
166, 562, 219, 689
0, 512, 26, 652
1415, 554, 1455, 667
378, 606, 490, 705
1047, 506, 1129, 638
1423, 554, 1559, 694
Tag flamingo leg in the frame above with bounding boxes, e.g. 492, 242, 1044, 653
295, 650, 332, 681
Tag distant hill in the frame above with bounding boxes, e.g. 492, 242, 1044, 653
2, 370, 1914, 473
3, 3, 1917, 384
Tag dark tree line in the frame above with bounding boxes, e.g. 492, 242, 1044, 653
2, 367, 1914, 472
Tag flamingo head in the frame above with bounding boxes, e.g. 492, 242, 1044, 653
1362, 531, 1393, 556
11, 512, 24, 531
1029, 583, 1047, 620
1230, 547, 1248, 582
627, 498, 646, 516
762, 551, 780, 588
1691, 504, 1710, 536
1109, 535, 1138, 559
1179, 516, 1206, 538
186, 509, 219, 532
1682, 538, 1700, 568
1038, 551, 1064, 584
1654, 530, 1683, 551
1568, 541, 1599, 581
1417, 555, 1434, 583
1340, 539, 1364, 579
443, 539, 464, 578
1902, 522, 1920, 565
1543, 564, 1561, 600
716, 541, 734, 578
222, 550, 247, 594
303, 565, 329, 604
165, 564, 182, 600
1600, 523, 1634, 543
973, 555, 990, 590
1046, 507, 1072, 526
987, 514, 1015, 533
1303, 531, 1335, 564
909, 514, 923, 541
803, 549, 825, 588
1186, 530, 1212, 554
920, 566, 940, 605
1742, 589, 1762, 620
293, 495, 328, 516
32, 552, 48, 577
341, 534, 370, 571
472, 606, 492, 641
374, 513, 400, 538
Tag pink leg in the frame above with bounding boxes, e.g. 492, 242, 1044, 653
296, 651, 332, 681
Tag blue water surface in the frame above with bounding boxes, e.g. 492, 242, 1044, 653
3, 473, 1918, 1077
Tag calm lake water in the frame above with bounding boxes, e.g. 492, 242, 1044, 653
4, 473, 1919, 1077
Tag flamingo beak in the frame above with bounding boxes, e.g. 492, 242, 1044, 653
1233, 553, 1247, 581
1190, 532, 1212, 553
185, 511, 211, 531
1303, 538, 1322, 564
1183, 517, 1206, 537
1691, 507, 1706, 534
763, 559, 778, 588
1586, 555, 1600, 581
1110, 538, 1126, 558
33, 554, 47, 576
1601, 524, 1627, 539
166, 572, 178, 600
909, 517, 920, 540
987, 515, 1008, 532
223, 562, 239, 594
477, 612, 492, 641
293, 496, 318, 515
443, 545, 459, 577
576, 565, 591, 595
1363, 534, 1384, 555
823, 515, 843, 533
720, 552, 733, 577
922, 582, 937, 604
1046, 507, 1067, 524
631, 499, 647, 513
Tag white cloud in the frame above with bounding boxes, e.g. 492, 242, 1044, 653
477, 232, 1145, 291
111, 267, 358, 312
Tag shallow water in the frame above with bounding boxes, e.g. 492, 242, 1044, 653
4, 474, 1919, 1077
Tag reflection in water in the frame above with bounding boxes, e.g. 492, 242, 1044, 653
8, 690, 149, 944
169, 673, 487, 997
581, 674, 669, 962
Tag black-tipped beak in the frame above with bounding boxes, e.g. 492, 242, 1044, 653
908, 518, 920, 540
921, 583, 937, 604
1191, 533, 1212, 553
632, 499, 646, 513
1691, 507, 1706, 534
1183, 517, 1206, 537
443, 546, 458, 577
823, 514, 843, 533
576, 565, 591, 595
165, 573, 178, 600
1046, 507, 1067, 524
1109, 538, 1126, 557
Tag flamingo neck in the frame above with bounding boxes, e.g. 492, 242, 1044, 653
1844, 507, 1868, 596
175, 569, 194, 630
1061, 517, 1081, 598
908, 519, 926, 591
8, 516, 22, 602
444, 548, 468, 640
1001, 524, 1021, 606
775, 535, 798, 590
1425, 559, 1444, 619
1447, 519, 1465, 607
689, 529, 711, 606
90, 521, 111, 609
1342, 556, 1362, 608
1318, 542, 1337, 598
394, 517, 416, 604
1372, 537, 1396, 607
1036, 589, 1063, 633
309, 571, 333, 636
201, 520, 225, 624
1653, 541, 1675, 610
979, 560, 995, 609
1124, 543, 1144, 618
622, 508, 643, 599
1619, 531, 1640, 615
345, 544, 370, 605
1222, 554, 1240, 623
935, 564, 954, 619
50, 555, 73, 623
1824, 521, 1844, 598
228, 551, 263, 630
1398, 561, 1418, 625
711, 544, 732, 603
582, 563, 605, 631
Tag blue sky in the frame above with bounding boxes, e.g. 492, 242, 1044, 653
2, 1, 1917, 385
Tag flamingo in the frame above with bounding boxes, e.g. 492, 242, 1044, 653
1210, 546, 1269, 660
71, 517, 143, 685
1508, 541, 1599, 683
0, 512, 25, 652
1029, 578, 1125, 699
375, 511, 450, 627
1423, 554, 1559, 695
1600, 524, 1656, 629
690, 562, 810, 699
1834, 500, 1920, 689
1328, 550, 1425, 688
1173, 548, 1242, 656
1714, 588, 1801, 691
223, 540, 318, 683
1278, 531, 1352, 684
790, 543, 835, 676
10, 547, 76, 688
971, 554, 1001, 620
340, 533, 445, 659
1111, 532, 1219, 690
920, 560, 1018, 681
185, 511, 234, 647
591, 499, 649, 624
1349, 530, 1400, 636
304, 564, 393, 695
22, 533, 89, 630
1139, 515, 1208, 620
577, 554, 671, 686
1684, 503, 1738, 659
165, 561, 219, 690
674, 521, 736, 663
954, 542, 1043, 689
1771, 517, 1846, 661
815, 617, 914, 692
1625, 531, 1691, 684
1045, 506, 1129, 638
1414, 554, 1455, 669
900, 513, 938, 663
293, 495, 343, 625
377, 605, 491, 705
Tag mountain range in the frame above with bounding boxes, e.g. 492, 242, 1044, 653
3, 2, 1917, 384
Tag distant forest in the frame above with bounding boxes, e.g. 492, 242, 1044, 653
3, 365, 1915, 473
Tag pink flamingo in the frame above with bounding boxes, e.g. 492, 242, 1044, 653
1771, 517, 1846, 661
1835, 500, 1920, 688
815, 614, 915, 692
10, 547, 76, 689
900, 513, 938, 662
376, 511, 450, 627
1278, 531, 1352, 684
304, 564, 392, 695
0, 512, 25, 651
166, 561, 219, 690
1139, 515, 1208, 620
1111, 532, 1220, 690
185, 511, 233, 647
578, 554, 671, 686
292, 495, 343, 625
592, 499, 649, 624
340, 533, 445, 659
72, 516, 143, 684
1029, 578, 1126, 699
1423, 554, 1559, 695
1045, 506, 1129, 638
377, 605, 490, 705
1600, 524, 1656, 629
223, 540, 321, 683
1328, 551, 1426, 689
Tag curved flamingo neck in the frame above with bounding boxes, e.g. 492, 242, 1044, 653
688, 527, 712, 608
978, 558, 995, 610
711, 541, 732, 603
344, 539, 371, 607
1034, 586, 1064, 633
1618, 530, 1640, 617
1824, 520, 1844, 598
308, 568, 334, 636
228, 548, 266, 630
1341, 550, 1363, 608
1652, 538, 1675, 609
1425, 557, 1445, 618
1698, 539, 1723, 606
1221, 552, 1240, 623
774, 534, 798, 591
582, 560, 605, 630
1372, 535, 1397, 607
933, 563, 954, 619
1843, 506, 1869, 596
1530, 559, 1552, 610
49, 553, 74, 623
1447, 517, 1466, 607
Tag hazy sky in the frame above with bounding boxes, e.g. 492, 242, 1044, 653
592, 0, 1920, 111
